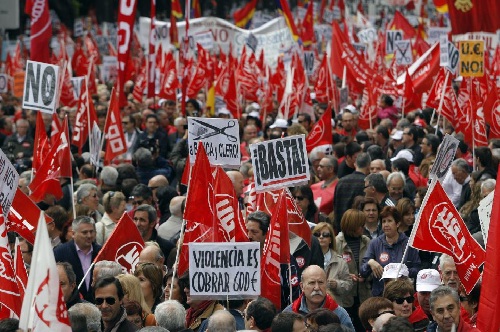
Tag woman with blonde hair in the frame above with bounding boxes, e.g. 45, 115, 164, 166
312, 222, 352, 309
134, 262, 164, 312
116, 274, 156, 326
95, 191, 127, 245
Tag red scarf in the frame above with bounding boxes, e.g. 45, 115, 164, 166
291, 293, 339, 313
185, 300, 213, 328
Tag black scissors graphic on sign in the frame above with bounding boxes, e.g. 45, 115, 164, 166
191, 119, 238, 142
395, 43, 411, 63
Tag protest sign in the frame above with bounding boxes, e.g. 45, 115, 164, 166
303, 50, 315, 76
74, 18, 84, 37
0, 74, 8, 93
459, 40, 484, 77
395, 40, 412, 65
386, 30, 403, 55
71, 76, 85, 101
440, 36, 459, 74
429, 134, 459, 181
428, 27, 451, 45
188, 117, 241, 168
478, 191, 493, 245
189, 242, 260, 300
357, 28, 377, 44
22, 61, 59, 114
0, 149, 19, 213
100, 56, 118, 82
193, 31, 215, 51
339, 87, 349, 109
250, 135, 310, 192
13, 71, 25, 98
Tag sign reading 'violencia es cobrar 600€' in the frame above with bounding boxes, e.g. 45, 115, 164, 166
250, 135, 310, 192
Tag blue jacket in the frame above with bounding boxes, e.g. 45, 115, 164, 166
360, 232, 420, 296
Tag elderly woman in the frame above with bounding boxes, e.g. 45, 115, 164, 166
95, 191, 126, 245
335, 209, 372, 331
75, 183, 102, 222
134, 262, 164, 312
383, 279, 429, 331
360, 206, 421, 296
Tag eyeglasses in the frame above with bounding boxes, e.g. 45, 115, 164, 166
376, 310, 396, 318
293, 196, 305, 201
129, 196, 144, 206
122, 121, 129, 124
95, 297, 117, 305
364, 184, 373, 189
318, 165, 331, 168
313, 232, 331, 238
392, 296, 414, 304
88, 193, 98, 198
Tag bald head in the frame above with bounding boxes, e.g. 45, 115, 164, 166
206, 310, 236, 332
148, 175, 169, 188
226, 171, 245, 197
138, 242, 165, 271
169, 196, 185, 218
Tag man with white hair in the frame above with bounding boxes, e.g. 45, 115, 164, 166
1, 118, 34, 161
480, 179, 495, 198
158, 196, 185, 243
386, 172, 405, 202
138, 241, 166, 275
206, 310, 237, 332
99, 166, 119, 193
68, 303, 102, 332
438, 255, 471, 324
155, 300, 186, 332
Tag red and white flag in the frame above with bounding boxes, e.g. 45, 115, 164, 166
93, 213, 144, 273
482, 86, 500, 138
14, 238, 29, 300
72, 78, 98, 153
32, 112, 51, 176
147, 0, 156, 99
19, 212, 71, 331
25, 0, 52, 63
313, 54, 334, 104
117, 0, 138, 100
0, 207, 22, 319
305, 105, 332, 152
409, 179, 485, 293
103, 88, 127, 164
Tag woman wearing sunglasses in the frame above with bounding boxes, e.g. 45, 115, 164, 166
383, 279, 429, 331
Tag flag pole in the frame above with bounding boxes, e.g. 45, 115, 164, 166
78, 262, 95, 290
70, 176, 76, 220
288, 262, 293, 306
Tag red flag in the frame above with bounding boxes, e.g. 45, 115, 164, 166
32, 112, 50, 175
7, 189, 53, 244
236, 47, 259, 101
409, 180, 484, 293
0, 207, 22, 318
455, 79, 473, 145
94, 213, 145, 273
186, 45, 210, 98
171, 0, 183, 18
132, 61, 147, 102
301, 2, 315, 47
358, 83, 378, 130
117, 0, 138, 108
72, 79, 97, 152
25, 0, 52, 63
388, 10, 416, 39
103, 88, 127, 164
84, 34, 101, 65
483, 86, 500, 138
170, 14, 179, 49
218, 56, 240, 118
446, 0, 500, 35
401, 69, 421, 113
397, 42, 440, 95
306, 105, 332, 152
58, 61, 77, 108
261, 189, 290, 309
276, 0, 300, 42
14, 239, 29, 300
19, 213, 71, 331
233, 0, 258, 28
180, 155, 191, 186
314, 54, 334, 104
51, 113, 62, 142
470, 79, 488, 147
159, 51, 179, 101
148, 0, 156, 99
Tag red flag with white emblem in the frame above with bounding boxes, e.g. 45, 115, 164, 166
103, 88, 127, 164
19, 212, 71, 331
409, 179, 485, 293
483, 85, 500, 138
306, 105, 332, 152
14, 239, 29, 300
314, 54, 334, 104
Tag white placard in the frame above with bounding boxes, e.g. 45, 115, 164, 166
189, 242, 260, 300
429, 134, 460, 181
0, 0, 19, 29
188, 117, 241, 168
0, 150, 19, 213
478, 191, 494, 245
357, 28, 377, 44
74, 19, 84, 37
250, 135, 310, 192
386, 30, 403, 55
303, 50, 315, 76
71, 76, 85, 101
101, 56, 118, 82
394, 40, 413, 65
440, 35, 449, 67
0, 74, 8, 93
428, 27, 451, 45
339, 87, 349, 109
22, 61, 60, 114
193, 30, 215, 51
446, 41, 459, 74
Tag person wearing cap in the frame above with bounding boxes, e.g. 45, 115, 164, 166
216, 107, 232, 119
391, 148, 427, 189
414, 269, 441, 320
390, 130, 404, 154
383, 279, 429, 331
269, 118, 288, 135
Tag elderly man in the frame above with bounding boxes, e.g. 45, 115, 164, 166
364, 173, 396, 208
2, 118, 34, 161
370, 159, 386, 174
451, 158, 471, 210
91, 260, 122, 288
310, 156, 338, 215
68, 303, 102, 332
386, 172, 405, 202
155, 300, 186, 332
438, 255, 471, 323
94, 277, 138, 332
206, 310, 237, 332
133, 204, 174, 258
427, 286, 480, 332
415, 269, 441, 320
138, 241, 166, 275
148, 174, 169, 204
284, 265, 355, 330
158, 196, 185, 243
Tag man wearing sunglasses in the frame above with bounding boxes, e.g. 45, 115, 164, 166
94, 277, 138, 332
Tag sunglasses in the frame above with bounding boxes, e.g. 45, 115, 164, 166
313, 232, 331, 238
294, 196, 305, 201
88, 193, 98, 198
392, 296, 414, 304
460, 296, 468, 302
95, 297, 116, 305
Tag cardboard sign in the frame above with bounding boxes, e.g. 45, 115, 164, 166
101, 56, 118, 82
429, 134, 459, 181
357, 28, 377, 44
0, 74, 8, 93
459, 40, 484, 77
13, 71, 25, 98
386, 30, 403, 55
189, 242, 260, 300
394, 40, 412, 65
188, 117, 241, 168
303, 50, 315, 76
478, 191, 493, 245
428, 27, 450, 45
71, 76, 85, 100
74, 18, 84, 37
0, 150, 19, 213
22, 61, 60, 114
339, 87, 349, 109
193, 31, 215, 51
250, 135, 310, 192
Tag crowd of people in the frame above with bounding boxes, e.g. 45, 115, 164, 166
0, 79, 492, 332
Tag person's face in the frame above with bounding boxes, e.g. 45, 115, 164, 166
402, 128, 412, 145
58, 265, 76, 303
314, 227, 332, 251
165, 277, 182, 301
402, 210, 415, 227
414, 192, 423, 208
300, 268, 327, 307
293, 191, 309, 214
317, 158, 333, 180
431, 295, 461, 332
292, 319, 308, 332
73, 222, 96, 251
186, 102, 197, 116
364, 181, 375, 198
122, 116, 134, 131
246, 221, 265, 246
16, 121, 29, 136
20, 241, 32, 265
341, 112, 354, 131
381, 215, 399, 238
137, 272, 153, 300
417, 291, 432, 314
441, 262, 459, 290
145, 117, 159, 134
451, 166, 468, 185
134, 211, 154, 240
363, 203, 379, 224
231, 172, 245, 197
392, 292, 413, 318
82, 189, 99, 211
298, 115, 311, 131
388, 178, 404, 200
420, 138, 431, 155
370, 160, 385, 174
18, 178, 30, 195
244, 125, 258, 142
127, 313, 143, 329
158, 112, 169, 127
95, 284, 122, 323
165, 104, 176, 116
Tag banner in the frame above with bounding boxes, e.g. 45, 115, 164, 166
250, 135, 310, 192
429, 134, 459, 181
22, 61, 59, 114
188, 242, 260, 300
188, 117, 241, 168
0, 150, 19, 213
459, 40, 484, 77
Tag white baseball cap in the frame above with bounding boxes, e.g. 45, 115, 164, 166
380, 263, 409, 280
391, 149, 414, 163
390, 130, 404, 140
248, 111, 260, 118
270, 118, 288, 129
416, 269, 441, 292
